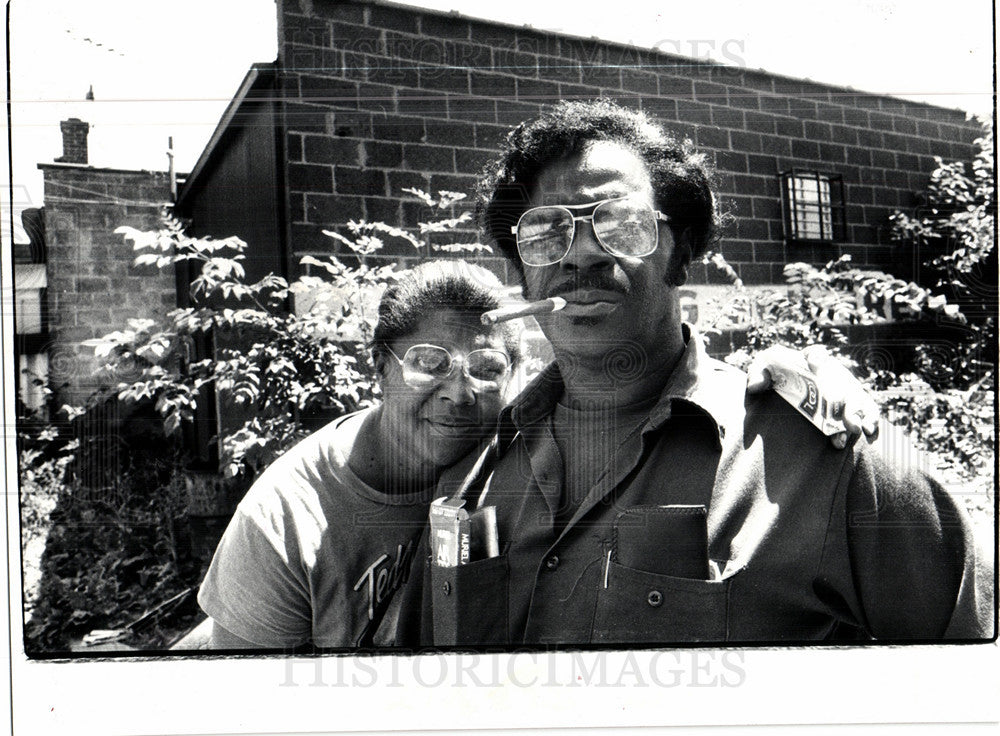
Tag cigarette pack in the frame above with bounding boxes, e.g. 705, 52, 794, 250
429, 497, 499, 567
768, 361, 846, 436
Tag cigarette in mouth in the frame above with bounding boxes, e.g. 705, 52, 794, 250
481, 297, 567, 325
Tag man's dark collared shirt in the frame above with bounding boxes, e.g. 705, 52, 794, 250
399, 329, 992, 645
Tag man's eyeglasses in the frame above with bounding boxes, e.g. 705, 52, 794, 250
511, 196, 670, 267
386, 344, 512, 392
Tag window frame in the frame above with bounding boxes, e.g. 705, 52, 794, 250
780, 169, 847, 244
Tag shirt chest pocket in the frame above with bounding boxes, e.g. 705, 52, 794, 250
430, 554, 510, 646
592, 560, 736, 643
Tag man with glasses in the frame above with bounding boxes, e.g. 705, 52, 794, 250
398, 99, 991, 646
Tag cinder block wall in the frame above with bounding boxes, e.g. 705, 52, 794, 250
276, 0, 980, 286
39, 165, 175, 405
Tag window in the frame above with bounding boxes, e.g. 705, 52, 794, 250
780, 171, 846, 243
18, 352, 49, 413
14, 263, 46, 334
14, 208, 50, 413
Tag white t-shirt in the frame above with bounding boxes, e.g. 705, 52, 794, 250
197, 408, 437, 648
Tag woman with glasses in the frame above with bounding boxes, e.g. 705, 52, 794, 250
193, 260, 521, 649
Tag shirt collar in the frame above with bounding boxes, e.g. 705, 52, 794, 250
502, 324, 744, 445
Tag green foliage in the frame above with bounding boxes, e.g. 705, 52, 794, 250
708, 254, 964, 371
883, 121, 995, 515
20, 400, 204, 652
890, 119, 995, 302
19, 417, 77, 547
880, 373, 994, 507
88, 222, 373, 478
18, 405, 78, 620
85, 189, 481, 479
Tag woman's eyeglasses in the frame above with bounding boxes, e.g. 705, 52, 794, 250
386, 344, 511, 392
510, 196, 670, 267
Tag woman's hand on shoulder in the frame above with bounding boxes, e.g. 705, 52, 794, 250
746, 344, 880, 450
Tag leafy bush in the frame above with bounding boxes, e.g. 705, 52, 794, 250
18, 404, 77, 621
885, 120, 995, 515
87, 189, 480, 479
709, 254, 966, 370
20, 397, 206, 652
890, 119, 995, 319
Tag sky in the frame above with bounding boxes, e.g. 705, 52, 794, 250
4, 0, 995, 243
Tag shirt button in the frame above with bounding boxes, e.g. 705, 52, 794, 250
647, 590, 663, 607
545, 555, 560, 570
442, 582, 451, 596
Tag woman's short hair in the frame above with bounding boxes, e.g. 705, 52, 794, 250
371, 260, 521, 370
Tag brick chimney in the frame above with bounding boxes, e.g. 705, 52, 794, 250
56, 118, 89, 164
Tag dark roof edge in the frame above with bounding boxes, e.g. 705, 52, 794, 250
37, 162, 177, 176
366, 0, 981, 120
177, 62, 277, 206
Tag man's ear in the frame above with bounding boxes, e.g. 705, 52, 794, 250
667, 228, 693, 287
372, 351, 388, 383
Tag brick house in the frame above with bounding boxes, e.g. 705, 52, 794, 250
176, 0, 981, 305
30, 119, 176, 408
14, 119, 177, 499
